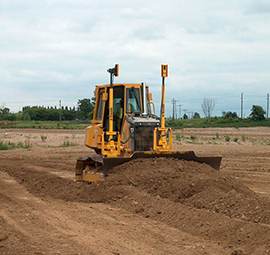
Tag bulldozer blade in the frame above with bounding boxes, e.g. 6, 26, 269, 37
75, 154, 104, 183
103, 151, 222, 177
76, 151, 221, 182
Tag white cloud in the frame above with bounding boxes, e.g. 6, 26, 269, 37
0, 0, 270, 117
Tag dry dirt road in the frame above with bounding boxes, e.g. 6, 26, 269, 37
1, 127, 270, 255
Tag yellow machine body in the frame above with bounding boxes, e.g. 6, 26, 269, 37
84, 83, 160, 155
75, 65, 222, 183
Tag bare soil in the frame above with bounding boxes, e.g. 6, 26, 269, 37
1, 127, 270, 255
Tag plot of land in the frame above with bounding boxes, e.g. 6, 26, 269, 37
1, 127, 270, 254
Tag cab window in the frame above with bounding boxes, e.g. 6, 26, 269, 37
126, 88, 141, 113
96, 91, 104, 120
103, 86, 124, 132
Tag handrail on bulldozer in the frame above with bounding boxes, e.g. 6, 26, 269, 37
102, 64, 121, 157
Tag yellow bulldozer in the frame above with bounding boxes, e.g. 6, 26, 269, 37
75, 64, 221, 182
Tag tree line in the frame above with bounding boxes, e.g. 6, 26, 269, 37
0, 97, 267, 122
200, 98, 267, 121
168, 101, 267, 122
0, 98, 95, 121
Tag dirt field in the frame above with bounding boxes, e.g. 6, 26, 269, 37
1, 127, 270, 255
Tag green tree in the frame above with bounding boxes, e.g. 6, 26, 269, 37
22, 105, 77, 121
0, 107, 10, 120
193, 112, 200, 119
222, 111, 238, 119
78, 98, 94, 120
183, 113, 188, 119
250, 105, 266, 121
23, 112, 31, 121
2, 107, 10, 115
22, 106, 31, 112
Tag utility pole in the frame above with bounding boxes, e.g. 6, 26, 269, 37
266, 93, 269, 119
240, 93, 244, 119
183, 109, 188, 118
76, 102, 78, 120
178, 104, 183, 119
172, 99, 175, 119
59, 100, 62, 122
172, 98, 179, 119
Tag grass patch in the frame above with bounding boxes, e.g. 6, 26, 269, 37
17, 140, 31, 149
208, 140, 217, 145
0, 140, 30, 150
187, 141, 203, 145
0, 120, 89, 130
0, 140, 9, 150
166, 117, 270, 129
175, 133, 181, 141
60, 140, 76, 147
40, 134, 47, 141
1, 117, 270, 130
225, 135, 231, 142
7, 141, 16, 149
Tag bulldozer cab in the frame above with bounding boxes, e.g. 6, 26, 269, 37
94, 83, 153, 126
100, 84, 149, 133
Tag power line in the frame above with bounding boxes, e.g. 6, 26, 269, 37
183, 109, 188, 116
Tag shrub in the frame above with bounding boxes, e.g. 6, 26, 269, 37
17, 140, 30, 149
40, 135, 47, 141
7, 141, 16, 149
250, 105, 266, 121
175, 133, 181, 141
0, 140, 9, 150
60, 140, 76, 147
190, 135, 196, 140
225, 135, 231, 142
0, 140, 30, 150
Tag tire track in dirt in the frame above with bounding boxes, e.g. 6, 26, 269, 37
2, 154, 270, 254
0, 171, 92, 255
2, 127, 270, 255
0, 171, 227, 255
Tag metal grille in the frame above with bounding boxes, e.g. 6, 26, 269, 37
134, 126, 154, 151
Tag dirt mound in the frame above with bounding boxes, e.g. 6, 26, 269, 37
3, 138, 270, 255
106, 158, 270, 224
4, 157, 270, 225
4, 156, 270, 253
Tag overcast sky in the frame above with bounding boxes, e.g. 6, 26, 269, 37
1, 0, 270, 118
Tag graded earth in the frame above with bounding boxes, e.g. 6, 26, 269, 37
1, 127, 270, 254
